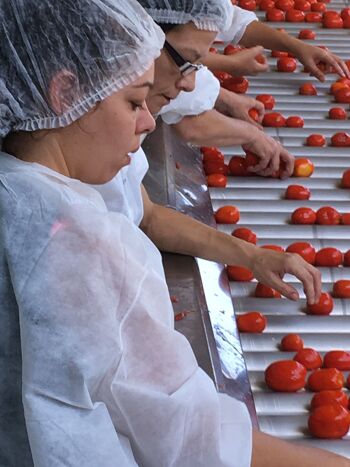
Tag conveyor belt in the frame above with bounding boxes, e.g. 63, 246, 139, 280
212, 4, 350, 457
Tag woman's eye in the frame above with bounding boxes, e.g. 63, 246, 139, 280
131, 101, 144, 111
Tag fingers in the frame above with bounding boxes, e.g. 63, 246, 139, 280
307, 60, 325, 82
283, 254, 321, 304
279, 148, 295, 179
268, 275, 300, 301
254, 100, 265, 120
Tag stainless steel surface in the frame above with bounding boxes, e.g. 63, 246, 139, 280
212, 4, 350, 457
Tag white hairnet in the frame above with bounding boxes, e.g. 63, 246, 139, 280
0, 0, 164, 137
137, 0, 234, 32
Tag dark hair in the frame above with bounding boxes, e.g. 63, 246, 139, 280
157, 23, 180, 33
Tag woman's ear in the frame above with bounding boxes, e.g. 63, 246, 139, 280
48, 70, 77, 115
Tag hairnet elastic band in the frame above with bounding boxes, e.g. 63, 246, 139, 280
146, 8, 221, 32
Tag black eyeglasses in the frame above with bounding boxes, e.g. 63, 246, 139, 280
164, 40, 203, 77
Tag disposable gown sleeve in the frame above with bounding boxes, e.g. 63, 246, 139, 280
159, 66, 220, 125
13, 206, 252, 467
13, 208, 139, 467
217, 6, 257, 44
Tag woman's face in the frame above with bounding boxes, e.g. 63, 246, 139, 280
146, 23, 216, 115
61, 65, 156, 184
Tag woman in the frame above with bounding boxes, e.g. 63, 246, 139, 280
0, 1, 348, 467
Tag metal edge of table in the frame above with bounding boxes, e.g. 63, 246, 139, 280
143, 121, 258, 427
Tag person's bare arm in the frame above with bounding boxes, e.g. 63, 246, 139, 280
203, 45, 269, 77
172, 109, 294, 178
252, 430, 350, 467
214, 87, 265, 129
240, 20, 349, 82
140, 185, 321, 304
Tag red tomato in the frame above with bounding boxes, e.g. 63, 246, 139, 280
307, 292, 334, 315
280, 334, 304, 351
344, 249, 350, 266
255, 283, 282, 298
207, 174, 227, 188
201, 147, 225, 163
209, 47, 218, 54
256, 94, 275, 110
342, 17, 350, 28
213, 70, 232, 85
323, 10, 341, 20
315, 247, 342, 267
275, 0, 294, 10
226, 265, 254, 281
298, 28, 316, 39
203, 161, 229, 175
299, 83, 317, 95
261, 244, 285, 252
329, 107, 347, 120
271, 50, 289, 58
277, 57, 297, 72
232, 227, 257, 244
285, 184, 311, 200
215, 206, 240, 224
259, 0, 275, 10
229, 155, 249, 176
324, 351, 350, 371
294, 0, 311, 10
341, 8, 350, 20
316, 206, 341, 225
311, 2, 326, 12
222, 76, 249, 94
243, 151, 259, 170
293, 158, 314, 177
331, 132, 350, 147
286, 241, 316, 264
237, 311, 267, 332
335, 87, 350, 103
330, 81, 350, 95
308, 403, 350, 438
341, 213, 350, 225
249, 108, 259, 122
265, 360, 307, 392
342, 169, 350, 188
323, 16, 344, 28
305, 11, 323, 21
224, 44, 240, 55
286, 8, 306, 20
294, 348, 323, 369
308, 368, 345, 391
262, 112, 286, 127
311, 390, 349, 410
333, 280, 350, 298
291, 207, 317, 224
266, 8, 285, 21
238, 0, 257, 10
306, 134, 326, 147
286, 115, 304, 127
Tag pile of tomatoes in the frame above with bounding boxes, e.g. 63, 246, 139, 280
265, 342, 350, 438
234, 0, 350, 30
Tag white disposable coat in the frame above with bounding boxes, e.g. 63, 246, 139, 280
217, 6, 257, 44
93, 147, 148, 226
159, 66, 220, 125
0, 152, 252, 466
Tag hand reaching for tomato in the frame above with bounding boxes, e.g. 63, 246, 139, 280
216, 89, 265, 129
243, 132, 295, 179
250, 247, 322, 304
222, 45, 270, 77
293, 42, 350, 82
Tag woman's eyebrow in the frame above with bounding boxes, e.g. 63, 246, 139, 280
133, 81, 154, 89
